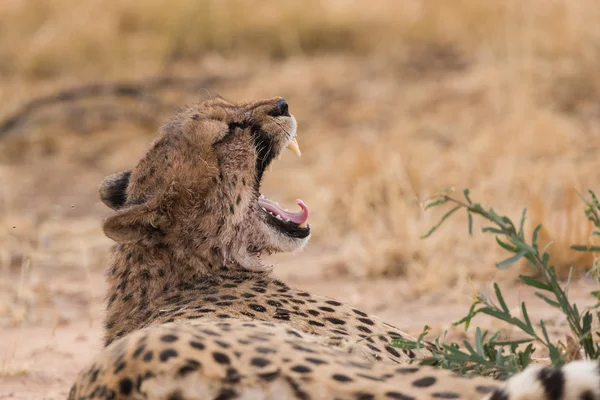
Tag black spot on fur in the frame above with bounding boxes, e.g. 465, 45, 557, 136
357, 317, 375, 326
305, 357, 328, 365
251, 357, 271, 367
432, 393, 460, 399
325, 317, 346, 325
143, 351, 153, 362
224, 367, 241, 383
356, 373, 385, 382
412, 376, 437, 387
318, 306, 335, 312
213, 352, 231, 365
332, 374, 353, 382
249, 304, 267, 312
160, 334, 178, 343
358, 325, 373, 334
178, 360, 201, 376
355, 393, 375, 400
538, 367, 564, 400
385, 392, 415, 400
113, 361, 126, 374
488, 390, 508, 400
215, 388, 237, 400
290, 365, 312, 373
258, 369, 280, 382
159, 349, 178, 362
215, 340, 231, 348
385, 346, 401, 357
325, 300, 342, 306
167, 390, 184, 400
273, 309, 291, 321
308, 320, 325, 327
284, 377, 311, 400
256, 346, 277, 354
118, 378, 133, 395
240, 311, 255, 318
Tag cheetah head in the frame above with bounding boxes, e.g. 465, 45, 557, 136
98, 96, 310, 271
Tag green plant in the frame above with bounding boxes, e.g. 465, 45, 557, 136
392, 188, 600, 379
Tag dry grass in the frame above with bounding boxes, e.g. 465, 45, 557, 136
2, 0, 600, 327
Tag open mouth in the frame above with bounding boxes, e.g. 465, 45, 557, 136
253, 133, 310, 239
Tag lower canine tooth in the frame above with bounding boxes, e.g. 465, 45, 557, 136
276, 215, 282, 220
261, 207, 267, 212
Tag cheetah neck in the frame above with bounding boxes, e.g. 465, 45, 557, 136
102, 242, 269, 346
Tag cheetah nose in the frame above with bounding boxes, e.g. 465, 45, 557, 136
269, 99, 290, 117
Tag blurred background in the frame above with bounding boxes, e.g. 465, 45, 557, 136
2, 0, 600, 397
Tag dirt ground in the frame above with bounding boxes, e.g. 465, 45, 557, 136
3, 1, 600, 399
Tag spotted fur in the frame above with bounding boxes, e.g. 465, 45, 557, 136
70, 97, 600, 399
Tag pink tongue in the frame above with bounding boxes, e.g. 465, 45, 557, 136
258, 197, 309, 225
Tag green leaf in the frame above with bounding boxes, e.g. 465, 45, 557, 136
424, 196, 449, 210
518, 208, 527, 239
520, 302, 533, 333
495, 237, 518, 253
531, 224, 542, 247
475, 328, 484, 356
534, 293, 560, 308
571, 245, 600, 252
421, 205, 462, 239
482, 227, 505, 235
494, 283, 510, 313
493, 338, 535, 346
496, 251, 527, 269
519, 275, 551, 291
468, 212, 473, 236
463, 188, 472, 205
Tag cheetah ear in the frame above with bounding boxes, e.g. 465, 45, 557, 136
102, 202, 169, 244
99, 171, 131, 210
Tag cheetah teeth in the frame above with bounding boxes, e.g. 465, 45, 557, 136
286, 138, 301, 157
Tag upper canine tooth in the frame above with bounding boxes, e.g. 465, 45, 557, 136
286, 138, 301, 157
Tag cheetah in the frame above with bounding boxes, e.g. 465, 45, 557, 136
70, 96, 600, 399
